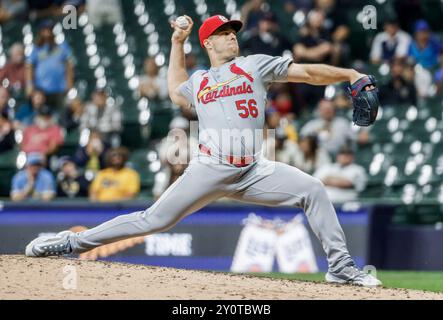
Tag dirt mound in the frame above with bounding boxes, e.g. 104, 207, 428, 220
0, 255, 441, 300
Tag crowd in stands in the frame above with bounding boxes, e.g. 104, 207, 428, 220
0, 0, 442, 203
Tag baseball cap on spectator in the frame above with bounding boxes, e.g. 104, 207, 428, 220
384, 17, 399, 25
94, 87, 107, 94
199, 15, 243, 47
26, 153, 44, 166
37, 104, 52, 116
338, 145, 355, 155
38, 19, 54, 31
414, 20, 430, 33
261, 12, 277, 23
300, 132, 319, 141
57, 156, 75, 170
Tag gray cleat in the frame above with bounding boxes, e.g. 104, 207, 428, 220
25, 231, 73, 257
325, 264, 382, 287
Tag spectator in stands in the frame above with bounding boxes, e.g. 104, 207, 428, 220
73, 130, 108, 173
86, 0, 123, 28
0, 43, 25, 92
20, 104, 64, 157
181, 54, 202, 120
370, 18, 412, 65
185, 53, 205, 75
355, 126, 371, 147
25, 20, 74, 110
0, 86, 12, 120
283, 0, 312, 15
434, 51, 443, 96
27, 0, 85, 21
240, 0, 274, 34
408, 20, 442, 70
292, 9, 332, 108
270, 89, 296, 116
315, 0, 350, 66
51, 0, 86, 17
80, 88, 122, 143
61, 97, 83, 131
0, 112, 15, 153
393, 0, 421, 33
293, 9, 333, 64
263, 125, 297, 165
265, 105, 298, 143
14, 89, 48, 129
10, 152, 56, 201
0, 0, 27, 24
314, 145, 367, 202
262, 107, 299, 164
292, 134, 331, 174
56, 156, 90, 198
301, 99, 355, 155
139, 57, 168, 100
332, 90, 352, 110
380, 58, 417, 106
241, 12, 291, 56
264, 124, 300, 161
154, 116, 198, 199
27, 0, 55, 20
89, 147, 140, 202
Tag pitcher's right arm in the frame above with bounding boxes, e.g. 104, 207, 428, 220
168, 15, 194, 108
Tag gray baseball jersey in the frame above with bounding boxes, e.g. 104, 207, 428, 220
179, 54, 292, 162
67, 54, 355, 273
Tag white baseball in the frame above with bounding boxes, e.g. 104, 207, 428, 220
176, 16, 189, 29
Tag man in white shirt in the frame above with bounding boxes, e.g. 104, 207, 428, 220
370, 18, 411, 65
300, 99, 355, 155
86, 0, 123, 28
314, 146, 367, 203
80, 89, 122, 142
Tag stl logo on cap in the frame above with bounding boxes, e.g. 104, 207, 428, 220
199, 15, 243, 47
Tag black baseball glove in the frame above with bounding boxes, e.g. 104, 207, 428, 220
348, 75, 380, 127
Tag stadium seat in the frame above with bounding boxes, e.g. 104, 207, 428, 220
420, 0, 443, 31
56, 129, 81, 157
127, 147, 159, 197
0, 149, 18, 197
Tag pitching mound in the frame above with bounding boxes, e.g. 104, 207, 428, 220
1, 255, 441, 300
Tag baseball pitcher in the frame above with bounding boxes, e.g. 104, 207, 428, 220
26, 15, 381, 287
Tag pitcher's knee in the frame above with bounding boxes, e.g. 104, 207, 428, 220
307, 177, 327, 199
141, 206, 180, 232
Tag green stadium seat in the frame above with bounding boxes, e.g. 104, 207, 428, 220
354, 145, 373, 167
420, 0, 443, 31
0, 149, 18, 170
57, 129, 80, 157
0, 169, 15, 197
127, 148, 158, 197
411, 204, 443, 224
0, 148, 18, 197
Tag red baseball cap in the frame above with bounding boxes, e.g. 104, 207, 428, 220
199, 15, 243, 48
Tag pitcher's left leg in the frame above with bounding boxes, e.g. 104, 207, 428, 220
227, 160, 353, 273
227, 160, 381, 286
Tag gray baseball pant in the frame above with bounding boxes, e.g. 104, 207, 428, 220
69, 155, 353, 272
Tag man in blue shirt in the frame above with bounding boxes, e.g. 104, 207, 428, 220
25, 20, 74, 110
14, 89, 48, 129
10, 152, 56, 201
408, 20, 442, 70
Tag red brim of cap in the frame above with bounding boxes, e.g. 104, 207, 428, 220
199, 20, 243, 48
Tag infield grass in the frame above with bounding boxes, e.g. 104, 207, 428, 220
258, 271, 443, 293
